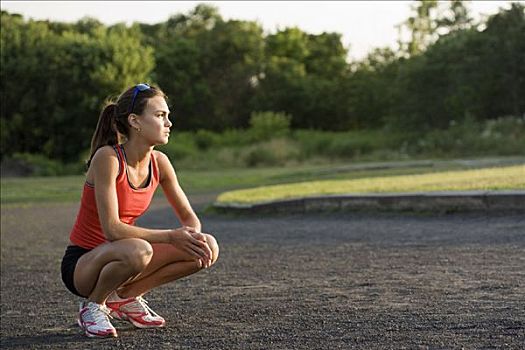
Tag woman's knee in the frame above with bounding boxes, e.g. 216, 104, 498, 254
205, 234, 219, 265
119, 238, 154, 272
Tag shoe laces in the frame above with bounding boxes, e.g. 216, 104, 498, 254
127, 297, 161, 318
84, 302, 113, 325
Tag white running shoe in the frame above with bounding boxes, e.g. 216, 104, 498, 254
78, 301, 117, 338
107, 296, 165, 328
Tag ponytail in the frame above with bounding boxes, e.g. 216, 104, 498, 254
87, 103, 118, 168
86, 84, 167, 169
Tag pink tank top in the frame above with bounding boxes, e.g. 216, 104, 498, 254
69, 145, 159, 249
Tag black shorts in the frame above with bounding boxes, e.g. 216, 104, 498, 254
61, 245, 91, 297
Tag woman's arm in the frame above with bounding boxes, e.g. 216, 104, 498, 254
154, 150, 212, 264
155, 150, 201, 232
90, 147, 211, 261
91, 146, 174, 243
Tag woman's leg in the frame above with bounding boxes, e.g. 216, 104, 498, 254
74, 238, 153, 303
117, 234, 219, 298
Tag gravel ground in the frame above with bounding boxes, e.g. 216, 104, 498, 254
1, 197, 524, 349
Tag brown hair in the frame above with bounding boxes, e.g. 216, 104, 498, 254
87, 84, 167, 168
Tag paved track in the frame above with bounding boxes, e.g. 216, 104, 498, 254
1, 198, 524, 349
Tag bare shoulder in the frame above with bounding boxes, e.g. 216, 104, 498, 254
153, 150, 172, 169
87, 146, 120, 183
153, 150, 176, 182
153, 149, 169, 161
91, 146, 119, 166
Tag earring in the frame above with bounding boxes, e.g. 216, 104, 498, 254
135, 127, 141, 132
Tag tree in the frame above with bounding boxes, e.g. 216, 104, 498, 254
437, 0, 472, 34
347, 48, 399, 129
254, 28, 352, 130
386, 3, 525, 132
305, 32, 348, 78
478, 3, 525, 118
1, 12, 155, 161
397, 0, 439, 56
152, 5, 265, 130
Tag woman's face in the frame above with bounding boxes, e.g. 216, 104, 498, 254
136, 96, 172, 145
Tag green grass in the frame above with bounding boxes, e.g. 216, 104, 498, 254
2, 163, 431, 205
1, 176, 85, 204
216, 165, 525, 204
177, 162, 438, 192
177, 157, 525, 193
2, 159, 523, 206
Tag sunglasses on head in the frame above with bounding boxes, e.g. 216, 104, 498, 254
129, 83, 151, 114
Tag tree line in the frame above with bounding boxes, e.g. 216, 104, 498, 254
1, 2, 524, 162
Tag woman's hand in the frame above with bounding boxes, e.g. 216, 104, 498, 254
168, 226, 213, 268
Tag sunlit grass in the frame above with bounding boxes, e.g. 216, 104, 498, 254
0, 161, 444, 205
2, 161, 523, 206
216, 165, 525, 204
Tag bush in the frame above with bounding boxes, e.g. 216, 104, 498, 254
482, 115, 525, 141
194, 129, 219, 151
293, 129, 401, 159
6, 116, 523, 176
213, 129, 254, 147
242, 138, 300, 167
292, 130, 334, 157
1, 153, 83, 176
244, 147, 277, 167
416, 116, 525, 157
248, 111, 292, 142
327, 137, 370, 158
156, 132, 199, 162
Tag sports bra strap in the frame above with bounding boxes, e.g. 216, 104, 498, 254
112, 144, 124, 177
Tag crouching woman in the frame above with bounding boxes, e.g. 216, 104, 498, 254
60, 84, 219, 338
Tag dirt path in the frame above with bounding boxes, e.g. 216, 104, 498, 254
1, 198, 524, 349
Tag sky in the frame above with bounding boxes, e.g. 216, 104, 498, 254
1, 1, 517, 60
